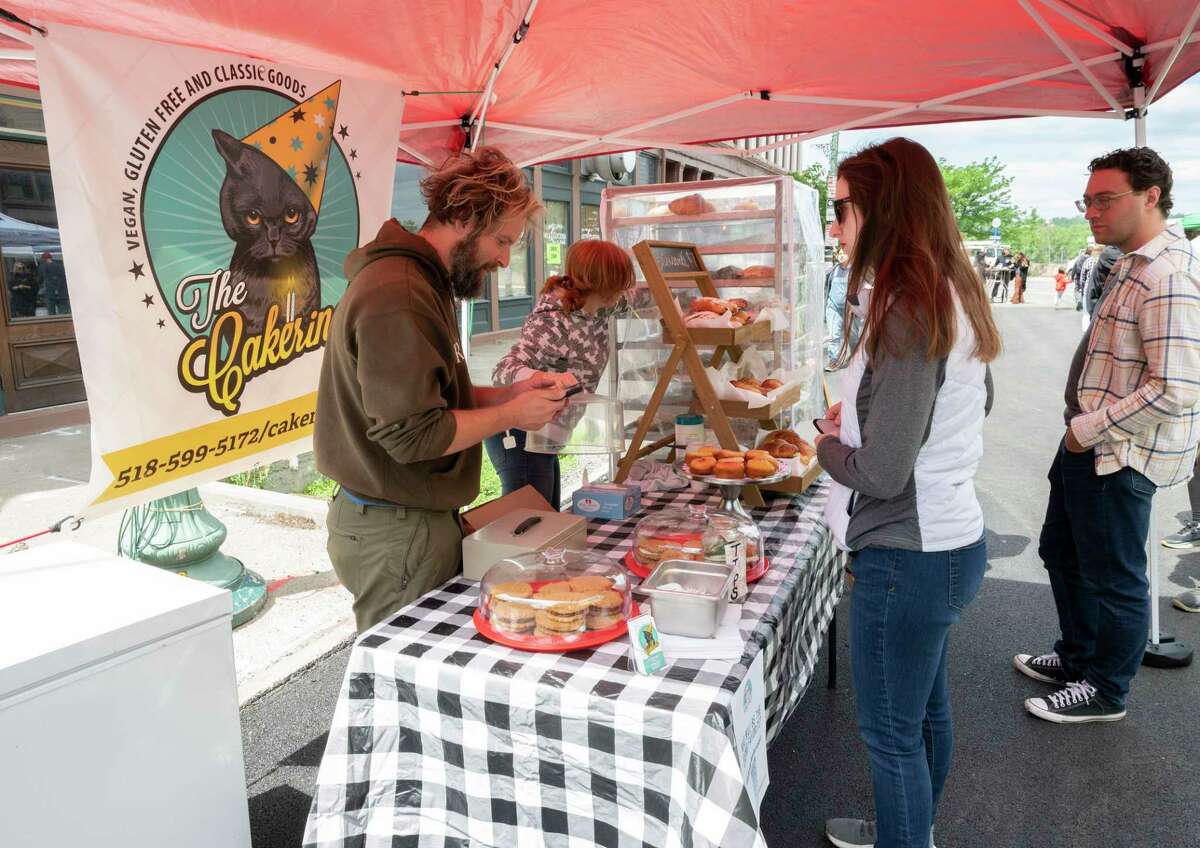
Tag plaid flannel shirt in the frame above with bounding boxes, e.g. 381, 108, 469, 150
1069, 225, 1200, 487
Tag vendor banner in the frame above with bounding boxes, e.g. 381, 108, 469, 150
34, 24, 404, 516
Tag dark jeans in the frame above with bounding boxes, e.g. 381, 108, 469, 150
483, 428, 561, 509
1038, 439, 1156, 706
850, 537, 987, 848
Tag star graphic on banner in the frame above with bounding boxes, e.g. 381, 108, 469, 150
324, 96, 336, 110
287, 164, 298, 181
291, 136, 304, 152
304, 162, 319, 186
290, 108, 306, 123
355, 171, 362, 179
142, 293, 154, 308
349, 148, 358, 160
314, 113, 326, 128
337, 124, 349, 140
128, 261, 145, 280
254, 141, 263, 151
316, 131, 324, 142
156, 318, 165, 328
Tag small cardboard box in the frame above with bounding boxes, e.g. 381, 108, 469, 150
571, 483, 641, 521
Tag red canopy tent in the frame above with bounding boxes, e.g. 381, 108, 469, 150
0, 1, 1197, 165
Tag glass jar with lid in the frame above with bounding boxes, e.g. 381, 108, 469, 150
702, 509, 765, 577
476, 548, 632, 648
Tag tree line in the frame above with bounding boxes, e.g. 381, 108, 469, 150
792, 157, 1091, 266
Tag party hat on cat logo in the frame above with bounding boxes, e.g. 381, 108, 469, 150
241, 80, 341, 214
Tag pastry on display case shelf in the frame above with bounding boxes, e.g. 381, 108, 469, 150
689, 296, 729, 315
668, 193, 717, 215
743, 265, 774, 278
713, 265, 744, 279
733, 199, 761, 211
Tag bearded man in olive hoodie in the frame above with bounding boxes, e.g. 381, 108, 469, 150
315, 147, 572, 632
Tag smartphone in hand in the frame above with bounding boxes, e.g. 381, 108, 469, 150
812, 418, 838, 436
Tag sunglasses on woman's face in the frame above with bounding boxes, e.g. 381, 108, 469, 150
832, 196, 853, 225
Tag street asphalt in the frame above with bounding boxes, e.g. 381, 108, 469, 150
241, 278, 1200, 847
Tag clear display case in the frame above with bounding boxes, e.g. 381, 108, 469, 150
628, 504, 710, 573
601, 176, 825, 449
524, 393, 625, 455
476, 548, 633, 646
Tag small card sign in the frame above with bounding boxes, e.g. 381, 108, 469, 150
649, 244, 701, 273
726, 539, 748, 605
627, 612, 667, 675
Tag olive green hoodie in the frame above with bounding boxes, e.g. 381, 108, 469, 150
314, 219, 479, 510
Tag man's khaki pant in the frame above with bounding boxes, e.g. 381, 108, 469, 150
326, 489, 463, 633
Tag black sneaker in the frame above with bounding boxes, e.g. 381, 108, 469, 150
1025, 680, 1126, 724
1161, 522, 1200, 549
1013, 651, 1069, 685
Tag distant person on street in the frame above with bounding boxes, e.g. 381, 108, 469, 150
818, 137, 1000, 848
37, 252, 69, 315
1084, 244, 1122, 321
7, 259, 38, 317
1068, 246, 1088, 310
1054, 267, 1069, 307
1009, 250, 1029, 304
824, 249, 856, 369
1016, 147, 1200, 724
991, 248, 1013, 302
973, 249, 989, 284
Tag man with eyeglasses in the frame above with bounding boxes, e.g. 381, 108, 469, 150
1015, 147, 1200, 724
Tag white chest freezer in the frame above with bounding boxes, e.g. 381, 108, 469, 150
0, 541, 250, 848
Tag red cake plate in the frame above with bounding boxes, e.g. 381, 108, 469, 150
622, 550, 770, 581
473, 599, 641, 653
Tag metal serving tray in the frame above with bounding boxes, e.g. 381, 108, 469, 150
635, 559, 735, 638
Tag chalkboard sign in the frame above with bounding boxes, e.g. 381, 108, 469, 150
649, 244, 701, 273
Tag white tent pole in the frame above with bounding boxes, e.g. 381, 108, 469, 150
0, 21, 35, 45
0, 49, 33, 60
1033, 0, 1135, 55
1133, 85, 1147, 147
772, 94, 1121, 119
1144, 30, 1200, 55
1149, 500, 1160, 645
1146, 0, 1200, 105
469, 0, 541, 149
396, 141, 434, 168
486, 121, 594, 140
1018, 0, 1124, 113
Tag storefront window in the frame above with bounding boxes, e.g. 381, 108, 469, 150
581, 204, 601, 241
4, 246, 69, 320
391, 163, 429, 232
543, 200, 569, 278
496, 238, 531, 299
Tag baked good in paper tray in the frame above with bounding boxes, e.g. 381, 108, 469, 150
757, 428, 817, 475
682, 295, 759, 329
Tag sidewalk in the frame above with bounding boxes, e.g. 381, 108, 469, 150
0, 329, 525, 704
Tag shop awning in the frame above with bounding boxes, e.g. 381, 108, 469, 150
1, 1, 1198, 166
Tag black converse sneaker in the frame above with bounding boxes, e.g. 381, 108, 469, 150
1013, 651, 1069, 685
1025, 680, 1126, 723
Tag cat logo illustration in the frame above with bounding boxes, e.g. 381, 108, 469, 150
138, 79, 359, 416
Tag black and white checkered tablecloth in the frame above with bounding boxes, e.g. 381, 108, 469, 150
304, 481, 845, 848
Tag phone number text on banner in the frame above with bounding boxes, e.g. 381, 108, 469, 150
94, 392, 317, 505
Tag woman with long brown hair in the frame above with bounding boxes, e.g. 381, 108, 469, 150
816, 138, 1001, 848
486, 239, 634, 506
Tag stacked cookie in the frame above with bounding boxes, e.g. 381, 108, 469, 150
487, 575, 627, 639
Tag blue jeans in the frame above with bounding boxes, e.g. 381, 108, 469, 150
483, 429, 561, 509
1038, 439, 1156, 706
850, 538, 987, 848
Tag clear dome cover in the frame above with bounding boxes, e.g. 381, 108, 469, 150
702, 509, 763, 572
478, 547, 632, 642
630, 504, 710, 570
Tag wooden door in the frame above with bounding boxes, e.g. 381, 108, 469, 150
0, 245, 85, 413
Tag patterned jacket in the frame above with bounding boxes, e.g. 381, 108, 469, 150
1070, 225, 1200, 487
492, 292, 612, 392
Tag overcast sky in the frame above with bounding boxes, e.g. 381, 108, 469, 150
802, 75, 1200, 222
